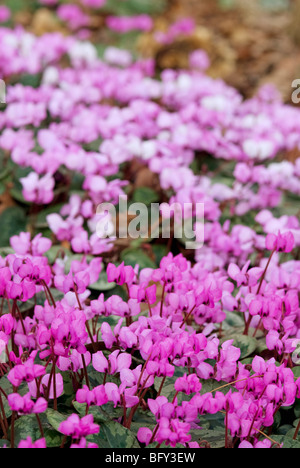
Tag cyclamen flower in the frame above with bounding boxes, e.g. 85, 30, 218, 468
228, 262, 263, 288
107, 262, 135, 286
10, 232, 52, 256
129, 284, 157, 305
70, 439, 98, 449
18, 437, 47, 449
156, 418, 191, 447
59, 414, 100, 439
76, 385, 108, 407
8, 358, 46, 387
174, 374, 202, 395
40, 373, 64, 400
266, 231, 295, 253
239, 440, 273, 449
92, 350, 132, 374
137, 427, 153, 446
5, 278, 36, 302
57, 5, 90, 30
8, 393, 48, 415
20, 172, 55, 205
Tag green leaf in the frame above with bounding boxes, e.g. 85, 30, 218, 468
151, 244, 167, 266
221, 334, 258, 360
44, 245, 69, 265
35, 204, 65, 228
0, 206, 27, 247
103, 284, 128, 301
0, 182, 6, 196
89, 271, 116, 292
46, 409, 69, 432
223, 312, 245, 328
73, 401, 123, 425
276, 425, 294, 436
0, 377, 13, 418
292, 367, 300, 379
294, 400, 300, 419
19, 74, 41, 88
200, 412, 226, 431
272, 434, 300, 448
233, 335, 258, 359
0, 247, 14, 257
0, 439, 10, 448
132, 187, 159, 206
121, 248, 156, 270
12, 413, 63, 448
73, 401, 107, 424
88, 421, 139, 449
154, 376, 176, 400
190, 428, 225, 448
130, 409, 156, 437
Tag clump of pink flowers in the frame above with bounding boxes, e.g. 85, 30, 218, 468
1, 0, 300, 451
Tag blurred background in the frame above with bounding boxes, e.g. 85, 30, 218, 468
1, 0, 300, 102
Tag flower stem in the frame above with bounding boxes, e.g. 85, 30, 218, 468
160, 281, 166, 318
293, 419, 300, 440
36, 414, 44, 439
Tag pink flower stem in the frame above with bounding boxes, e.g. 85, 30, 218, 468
15, 302, 26, 335
246, 387, 267, 442
0, 413, 7, 439
244, 249, 276, 335
53, 357, 57, 411
172, 391, 179, 404
36, 414, 44, 438
180, 305, 196, 329
257, 249, 276, 295
41, 280, 56, 308
294, 419, 300, 440
81, 354, 90, 390
225, 402, 229, 449
252, 317, 263, 338
10, 411, 16, 449
149, 424, 159, 445
122, 395, 127, 427
160, 281, 166, 317
156, 376, 167, 397
0, 393, 7, 439
146, 293, 152, 317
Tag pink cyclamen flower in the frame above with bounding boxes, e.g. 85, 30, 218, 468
92, 350, 132, 374
18, 437, 47, 449
7, 359, 46, 388
8, 393, 48, 415
59, 414, 100, 439
228, 262, 263, 288
20, 172, 55, 205
10, 232, 52, 256
70, 439, 99, 449
107, 262, 135, 286
174, 374, 202, 395
137, 427, 153, 446
76, 384, 108, 407
266, 231, 295, 253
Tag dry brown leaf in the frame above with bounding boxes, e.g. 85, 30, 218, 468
30, 8, 67, 36
0, 187, 16, 216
